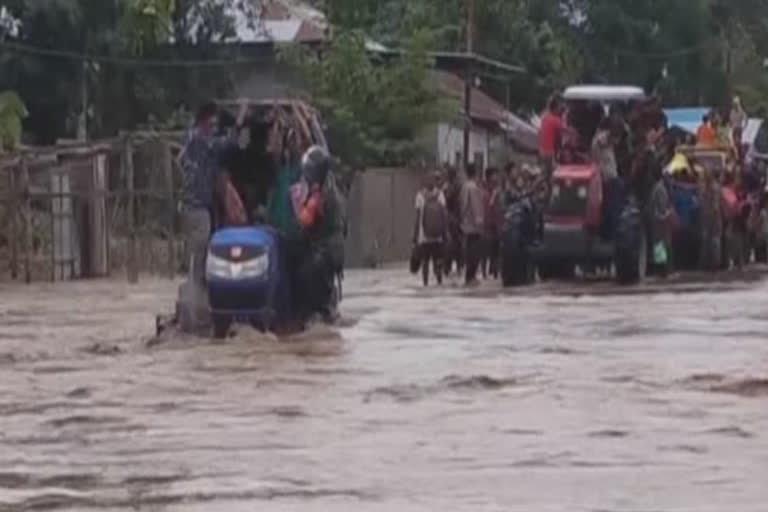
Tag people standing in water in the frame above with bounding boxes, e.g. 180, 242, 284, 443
649, 166, 673, 277
413, 171, 448, 286
698, 164, 723, 271
442, 165, 463, 276
460, 163, 485, 286
483, 167, 502, 279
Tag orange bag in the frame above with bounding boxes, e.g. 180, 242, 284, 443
299, 192, 324, 229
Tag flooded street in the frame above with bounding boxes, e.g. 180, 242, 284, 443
2, 269, 768, 511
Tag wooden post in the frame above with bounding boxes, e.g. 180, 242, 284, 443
49, 173, 55, 283
125, 136, 138, 283
20, 156, 32, 283
462, 0, 475, 174
90, 153, 108, 277
162, 141, 176, 279
8, 164, 18, 279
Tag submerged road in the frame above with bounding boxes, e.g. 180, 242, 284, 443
1, 269, 768, 511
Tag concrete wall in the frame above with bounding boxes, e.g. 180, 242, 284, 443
345, 167, 423, 268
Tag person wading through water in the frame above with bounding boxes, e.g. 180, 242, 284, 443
442, 165, 463, 275
180, 101, 247, 287
483, 167, 502, 279
698, 163, 723, 271
460, 163, 485, 286
413, 171, 448, 286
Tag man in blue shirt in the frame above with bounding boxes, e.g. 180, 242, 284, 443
181, 101, 247, 285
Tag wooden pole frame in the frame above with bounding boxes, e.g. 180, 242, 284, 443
124, 135, 138, 284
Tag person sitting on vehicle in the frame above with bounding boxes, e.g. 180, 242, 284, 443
649, 166, 673, 277
592, 118, 618, 181
631, 128, 662, 207
730, 96, 747, 136
460, 163, 485, 286
539, 93, 568, 179
296, 145, 346, 322
180, 100, 247, 286
413, 171, 448, 286
697, 114, 718, 148
714, 112, 731, 147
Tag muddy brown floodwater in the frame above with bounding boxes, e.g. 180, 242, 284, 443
2, 269, 768, 512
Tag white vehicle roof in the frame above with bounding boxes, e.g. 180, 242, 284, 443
563, 85, 646, 102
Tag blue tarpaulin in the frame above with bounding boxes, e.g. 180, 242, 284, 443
664, 107, 709, 134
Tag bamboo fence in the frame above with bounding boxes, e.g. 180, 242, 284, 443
0, 132, 184, 283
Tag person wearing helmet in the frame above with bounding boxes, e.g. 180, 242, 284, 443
294, 145, 346, 322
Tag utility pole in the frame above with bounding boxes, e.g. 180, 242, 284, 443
77, 60, 88, 141
462, 0, 474, 174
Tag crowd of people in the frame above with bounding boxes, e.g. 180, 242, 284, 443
411, 90, 767, 286
540, 88, 765, 276
411, 160, 543, 287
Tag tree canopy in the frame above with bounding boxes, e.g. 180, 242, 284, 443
2, 0, 768, 156
0, 0, 246, 143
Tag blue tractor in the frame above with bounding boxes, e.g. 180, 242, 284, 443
157, 100, 342, 339
205, 226, 287, 337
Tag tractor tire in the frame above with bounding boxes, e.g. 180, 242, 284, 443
538, 261, 575, 281
212, 314, 232, 339
614, 202, 647, 285
499, 201, 533, 288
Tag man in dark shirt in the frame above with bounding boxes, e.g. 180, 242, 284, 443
180, 101, 247, 285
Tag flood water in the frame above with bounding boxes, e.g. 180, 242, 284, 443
1, 269, 768, 511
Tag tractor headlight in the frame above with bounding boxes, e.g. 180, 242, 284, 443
206, 252, 270, 280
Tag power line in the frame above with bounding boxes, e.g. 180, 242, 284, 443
0, 39, 276, 67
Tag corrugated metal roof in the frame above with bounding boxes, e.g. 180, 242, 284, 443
433, 70, 504, 122
433, 70, 536, 151
563, 85, 645, 102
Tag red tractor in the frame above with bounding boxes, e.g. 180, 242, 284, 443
501, 85, 648, 286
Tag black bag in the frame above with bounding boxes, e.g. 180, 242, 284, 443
422, 191, 447, 239
409, 244, 423, 274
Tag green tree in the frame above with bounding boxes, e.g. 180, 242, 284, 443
0, 90, 27, 151
0, 0, 251, 143
282, 25, 448, 169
